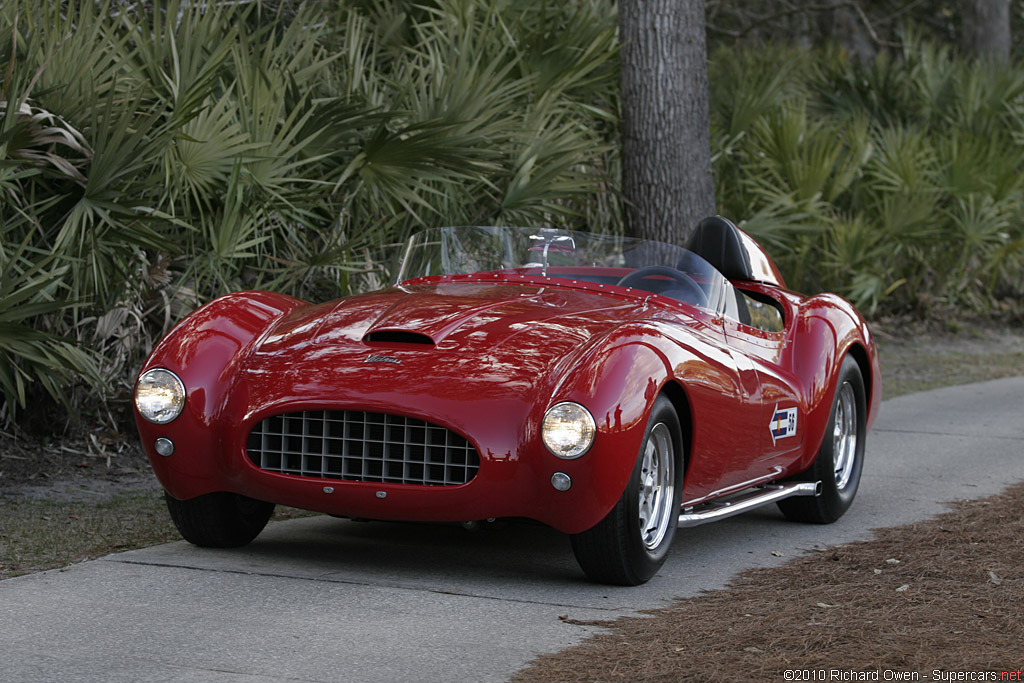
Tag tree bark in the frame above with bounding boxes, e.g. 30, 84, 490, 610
961, 0, 1011, 64
818, 0, 876, 64
619, 0, 716, 244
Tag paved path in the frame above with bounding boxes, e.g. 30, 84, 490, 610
2, 377, 1023, 682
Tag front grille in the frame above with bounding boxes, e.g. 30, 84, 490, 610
246, 410, 479, 486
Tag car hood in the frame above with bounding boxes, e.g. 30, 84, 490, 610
234, 281, 645, 420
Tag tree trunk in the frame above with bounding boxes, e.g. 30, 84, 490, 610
961, 0, 1011, 64
818, 0, 876, 64
619, 0, 715, 244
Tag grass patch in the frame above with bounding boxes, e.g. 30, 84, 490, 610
879, 349, 1024, 398
875, 319, 1024, 399
0, 491, 316, 580
0, 491, 176, 580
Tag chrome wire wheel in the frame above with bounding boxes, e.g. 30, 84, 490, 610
777, 356, 865, 525
638, 422, 676, 550
832, 381, 858, 490
571, 394, 683, 585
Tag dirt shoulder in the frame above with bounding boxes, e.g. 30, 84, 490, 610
0, 426, 154, 498
873, 316, 1024, 397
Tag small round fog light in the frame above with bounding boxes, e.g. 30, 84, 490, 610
154, 437, 175, 457
551, 471, 572, 491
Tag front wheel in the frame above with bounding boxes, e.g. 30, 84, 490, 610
778, 355, 866, 524
165, 491, 275, 547
571, 395, 684, 585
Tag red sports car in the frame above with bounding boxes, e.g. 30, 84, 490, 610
134, 218, 880, 585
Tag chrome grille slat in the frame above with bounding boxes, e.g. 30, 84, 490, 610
247, 410, 479, 486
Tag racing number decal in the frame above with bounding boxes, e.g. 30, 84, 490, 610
769, 405, 798, 446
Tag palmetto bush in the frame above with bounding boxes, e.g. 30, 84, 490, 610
0, 0, 618, 427
711, 39, 1024, 317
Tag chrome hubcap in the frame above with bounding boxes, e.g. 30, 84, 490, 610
638, 423, 675, 550
832, 381, 858, 490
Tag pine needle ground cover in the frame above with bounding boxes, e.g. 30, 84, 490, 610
513, 483, 1023, 682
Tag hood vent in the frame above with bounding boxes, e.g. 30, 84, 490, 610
363, 330, 435, 345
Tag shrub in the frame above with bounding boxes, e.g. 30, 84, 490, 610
710, 39, 1024, 316
0, 0, 618, 428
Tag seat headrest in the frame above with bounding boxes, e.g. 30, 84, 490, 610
683, 216, 754, 282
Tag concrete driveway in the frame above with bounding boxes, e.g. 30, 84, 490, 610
2, 377, 1023, 682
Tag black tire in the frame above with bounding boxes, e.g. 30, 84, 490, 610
571, 395, 684, 585
778, 355, 866, 524
164, 491, 275, 548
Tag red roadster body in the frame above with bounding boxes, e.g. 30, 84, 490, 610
134, 218, 880, 585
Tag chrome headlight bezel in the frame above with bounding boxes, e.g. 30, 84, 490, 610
134, 368, 187, 425
542, 401, 596, 459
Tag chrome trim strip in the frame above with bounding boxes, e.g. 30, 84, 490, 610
680, 466, 784, 509
677, 481, 820, 528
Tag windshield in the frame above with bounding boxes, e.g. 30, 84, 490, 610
396, 226, 731, 312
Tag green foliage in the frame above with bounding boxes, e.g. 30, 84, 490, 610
0, 239, 101, 423
0, 0, 619, 428
710, 38, 1024, 317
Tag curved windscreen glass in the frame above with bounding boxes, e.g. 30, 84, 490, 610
396, 226, 730, 312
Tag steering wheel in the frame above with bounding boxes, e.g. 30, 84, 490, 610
617, 266, 708, 308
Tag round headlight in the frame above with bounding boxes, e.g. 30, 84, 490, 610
542, 402, 596, 459
135, 369, 186, 424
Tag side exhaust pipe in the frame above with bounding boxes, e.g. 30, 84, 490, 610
678, 481, 821, 528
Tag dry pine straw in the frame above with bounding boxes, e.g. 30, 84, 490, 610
514, 482, 1024, 682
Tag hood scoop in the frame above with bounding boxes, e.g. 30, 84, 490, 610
357, 288, 539, 347
362, 330, 435, 346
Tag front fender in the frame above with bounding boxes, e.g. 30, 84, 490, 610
134, 290, 307, 499
540, 328, 672, 533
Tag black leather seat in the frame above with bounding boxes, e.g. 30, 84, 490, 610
683, 216, 754, 282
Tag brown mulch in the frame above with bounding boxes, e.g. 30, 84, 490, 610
514, 482, 1024, 681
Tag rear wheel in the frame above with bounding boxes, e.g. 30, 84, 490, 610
778, 355, 866, 524
164, 491, 275, 547
571, 395, 684, 585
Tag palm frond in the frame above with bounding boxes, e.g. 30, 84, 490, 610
0, 237, 100, 422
